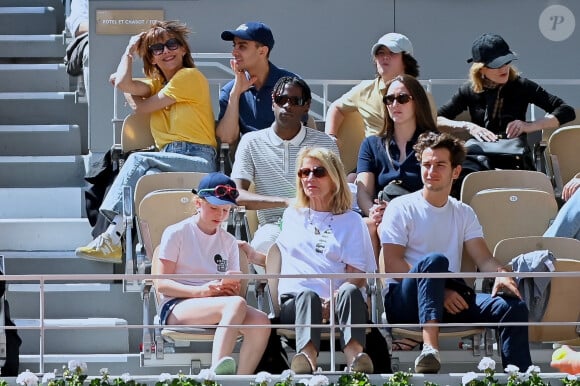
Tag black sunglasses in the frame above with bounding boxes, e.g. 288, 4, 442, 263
383, 93, 414, 106
274, 94, 307, 107
148, 38, 181, 56
297, 166, 328, 179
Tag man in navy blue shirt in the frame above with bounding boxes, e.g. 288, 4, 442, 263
217, 22, 298, 144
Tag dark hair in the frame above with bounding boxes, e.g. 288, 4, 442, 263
413, 132, 466, 167
402, 52, 420, 77
272, 76, 311, 102
139, 20, 195, 81
378, 74, 437, 142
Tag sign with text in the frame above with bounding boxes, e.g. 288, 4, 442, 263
96, 10, 165, 35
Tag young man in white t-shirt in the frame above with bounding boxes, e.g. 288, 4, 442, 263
379, 132, 531, 373
154, 172, 270, 375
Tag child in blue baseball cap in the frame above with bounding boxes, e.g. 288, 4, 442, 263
153, 172, 270, 375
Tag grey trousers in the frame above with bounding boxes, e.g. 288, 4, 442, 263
279, 282, 367, 352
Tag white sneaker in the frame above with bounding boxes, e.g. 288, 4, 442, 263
414, 343, 441, 373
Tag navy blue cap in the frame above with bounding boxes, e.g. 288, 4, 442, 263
195, 172, 238, 206
221, 22, 275, 51
467, 33, 517, 69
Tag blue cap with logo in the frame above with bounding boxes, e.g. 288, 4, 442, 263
194, 172, 238, 206
221, 21, 275, 51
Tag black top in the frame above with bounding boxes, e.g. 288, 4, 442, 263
438, 76, 576, 135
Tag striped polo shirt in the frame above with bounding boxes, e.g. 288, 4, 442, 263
231, 125, 340, 225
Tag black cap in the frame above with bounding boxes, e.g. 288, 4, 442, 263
467, 33, 517, 69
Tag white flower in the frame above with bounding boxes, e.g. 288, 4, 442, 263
526, 365, 541, 374
567, 375, 577, 381
477, 357, 496, 371
307, 375, 330, 386
99, 368, 109, 376
198, 369, 216, 381
67, 360, 88, 373
280, 369, 295, 381
158, 373, 172, 382
17, 370, 40, 386
504, 365, 520, 374
41, 372, 55, 385
462, 372, 478, 385
255, 371, 273, 384
120, 373, 132, 382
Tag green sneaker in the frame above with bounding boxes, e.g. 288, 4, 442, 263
212, 356, 236, 375
75, 233, 122, 264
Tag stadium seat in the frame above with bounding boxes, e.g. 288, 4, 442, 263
460, 169, 554, 205
469, 189, 558, 252
493, 236, 580, 343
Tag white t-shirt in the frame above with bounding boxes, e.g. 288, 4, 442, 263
157, 215, 239, 308
277, 207, 377, 299
379, 190, 483, 285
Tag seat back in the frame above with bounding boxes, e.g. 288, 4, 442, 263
336, 110, 365, 173
121, 113, 155, 153
494, 236, 580, 342
460, 170, 554, 205
138, 190, 197, 263
547, 125, 580, 191
470, 189, 558, 252
134, 172, 207, 218
493, 236, 580, 266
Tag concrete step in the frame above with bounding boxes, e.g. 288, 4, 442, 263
2, 251, 114, 276
0, 34, 66, 59
0, 64, 71, 92
0, 7, 58, 35
0, 92, 87, 152
0, 125, 81, 156
0, 217, 92, 250
0, 155, 86, 187
0, 0, 64, 32
0, 187, 83, 218
16, 318, 129, 355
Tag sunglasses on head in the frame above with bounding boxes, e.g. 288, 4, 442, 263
297, 166, 328, 179
148, 38, 181, 56
197, 185, 239, 199
274, 94, 307, 107
383, 93, 414, 106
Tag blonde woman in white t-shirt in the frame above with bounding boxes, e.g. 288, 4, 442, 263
154, 172, 270, 375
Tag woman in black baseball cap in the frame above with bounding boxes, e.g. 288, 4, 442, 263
438, 33, 575, 160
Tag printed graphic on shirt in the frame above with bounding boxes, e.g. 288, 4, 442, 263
214, 254, 228, 272
315, 229, 332, 254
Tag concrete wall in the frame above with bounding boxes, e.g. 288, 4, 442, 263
89, 0, 580, 151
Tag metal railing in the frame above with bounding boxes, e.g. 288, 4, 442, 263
4, 269, 580, 373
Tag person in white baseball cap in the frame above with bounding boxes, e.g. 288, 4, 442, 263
325, 32, 421, 142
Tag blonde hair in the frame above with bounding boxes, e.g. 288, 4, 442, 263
469, 62, 519, 93
294, 147, 352, 214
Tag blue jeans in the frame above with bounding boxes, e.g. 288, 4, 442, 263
544, 191, 580, 240
100, 142, 217, 221
384, 253, 532, 369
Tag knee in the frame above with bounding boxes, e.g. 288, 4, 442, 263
226, 296, 248, 315
420, 253, 449, 272
338, 282, 363, 301
502, 298, 529, 322
297, 289, 320, 303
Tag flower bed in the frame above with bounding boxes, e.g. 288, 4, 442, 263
5, 358, 578, 386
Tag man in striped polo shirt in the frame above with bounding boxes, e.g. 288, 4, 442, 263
231, 76, 339, 254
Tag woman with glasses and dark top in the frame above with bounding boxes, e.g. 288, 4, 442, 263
437, 33, 575, 160
154, 172, 270, 375
76, 20, 219, 263
242, 147, 376, 374
356, 75, 436, 271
